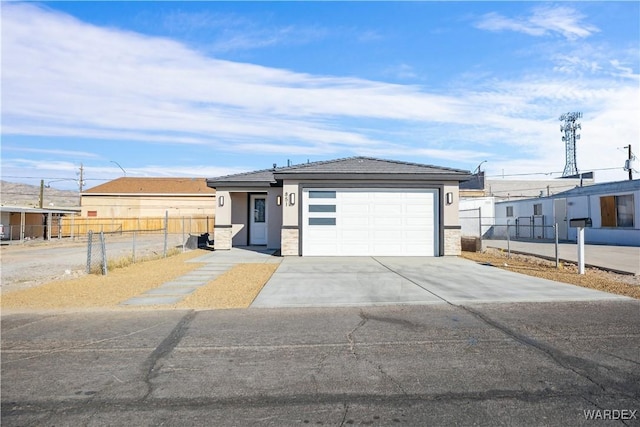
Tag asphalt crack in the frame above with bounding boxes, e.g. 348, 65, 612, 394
141, 310, 196, 400
346, 311, 368, 360
339, 402, 350, 426
461, 305, 640, 398
372, 257, 640, 400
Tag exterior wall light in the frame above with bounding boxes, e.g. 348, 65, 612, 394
218, 195, 224, 207
289, 193, 296, 206
446, 192, 453, 205
277, 195, 282, 206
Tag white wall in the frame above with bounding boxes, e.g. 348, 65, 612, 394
459, 197, 495, 237
495, 186, 640, 246
567, 190, 640, 246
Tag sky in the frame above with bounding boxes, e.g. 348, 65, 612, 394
1, 1, 639, 191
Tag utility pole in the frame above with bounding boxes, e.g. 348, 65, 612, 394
39, 179, 44, 208
78, 163, 84, 206
624, 145, 633, 180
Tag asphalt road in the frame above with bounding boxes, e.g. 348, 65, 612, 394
2, 301, 639, 426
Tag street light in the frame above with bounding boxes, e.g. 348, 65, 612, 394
111, 161, 127, 176
474, 160, 488, 174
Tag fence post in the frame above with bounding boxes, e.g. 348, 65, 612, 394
506, 220, 511, 259
554, 223, 559, 268
182, 216, 185, 253
71, 215, 75, 240
100, 231, 108, 275
164, 210, 168, 258
132, 231, 137, 263
86, 230, 93, 273
478, 207, 482, 251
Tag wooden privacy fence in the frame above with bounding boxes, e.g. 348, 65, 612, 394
58, 216, 215, 237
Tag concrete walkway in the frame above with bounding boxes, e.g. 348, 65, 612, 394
252, 256, 630, 308
120, 247, 281, 306
484, 240, 640, 275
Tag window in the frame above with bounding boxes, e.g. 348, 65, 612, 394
309, 191, 336, 199
87, 211, 97, 217
600, 194, 634, 228
309, 218, 336, 225
309, 205, 336, 213
533, 203, 542, 215
506, 206, 513, 217
253, 198, 265, 223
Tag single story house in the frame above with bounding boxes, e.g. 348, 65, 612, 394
81, 177, 216, 218
0, 206, 80, 241
494, 179, 640, 246
207, 157, 471, 256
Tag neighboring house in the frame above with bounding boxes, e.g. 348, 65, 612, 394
0, 206, 80, 241
494, 179, 640, 246
207, 157, 471, 256
81, 178, 216, 218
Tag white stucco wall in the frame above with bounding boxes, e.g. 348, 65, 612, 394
495, 186, 640, 246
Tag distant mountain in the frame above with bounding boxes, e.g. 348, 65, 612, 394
0, 181, 80, 208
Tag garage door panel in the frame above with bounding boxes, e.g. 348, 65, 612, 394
373, 205, 403, 215
406, 204, 432, 215
344, 192, 371, 201
341, 217, 369, 227
342, 230, 371, 240
342, 204, 368, 215
303, 188, 438, 256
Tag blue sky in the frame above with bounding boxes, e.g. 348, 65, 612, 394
2, 1, 638, 191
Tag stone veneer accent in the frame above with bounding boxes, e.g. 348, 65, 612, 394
281, 228, 300, 256
444, 228, 462, 256
214, 227, 232, 251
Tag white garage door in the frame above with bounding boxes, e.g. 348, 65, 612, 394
302, 188, 438, 256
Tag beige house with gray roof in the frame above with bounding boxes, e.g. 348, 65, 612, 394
207, 157, 470, 256
81, 177, 216, 218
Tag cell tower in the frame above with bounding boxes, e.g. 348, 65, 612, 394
560, 112, 582, 177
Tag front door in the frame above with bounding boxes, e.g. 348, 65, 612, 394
250, 195, 267, 245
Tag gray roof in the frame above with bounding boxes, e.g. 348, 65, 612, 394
553, 179, 640, 197
494, 179, 640, 204
207, 156, 470, 188
276, 156, 469, 175
0, 206, 80, 214
206, 168, 279, 187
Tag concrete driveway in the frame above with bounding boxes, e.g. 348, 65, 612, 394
251, 256, 629, 307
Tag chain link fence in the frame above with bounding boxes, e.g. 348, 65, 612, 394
84, 215, 214, 275
86, 231, 108, 275
460, 208, 561, 266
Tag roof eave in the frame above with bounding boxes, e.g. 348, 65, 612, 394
206, 180, 276, 189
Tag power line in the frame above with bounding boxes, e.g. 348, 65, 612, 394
484, 166, 623, 178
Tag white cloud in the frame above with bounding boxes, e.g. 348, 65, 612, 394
475, 6, 599, 40
1, 146, 100, 158
1, 3, 637, 184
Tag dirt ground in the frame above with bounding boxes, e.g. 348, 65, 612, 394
0, 249, 278, 312
0, 250, 206, 311
174, 263, 278, 309
461, 247, 640, 299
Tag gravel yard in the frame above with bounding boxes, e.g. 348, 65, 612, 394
461, 248, 640, 299
174, 263, 279, 309
0, 250, 206, 311
1, 249, 279, 312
